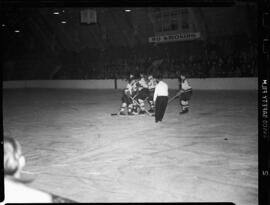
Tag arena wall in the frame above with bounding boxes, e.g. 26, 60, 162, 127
3, 80, 115, 89
118, 77, 258, 90
3, 78, 257, 90
2, 81, 27, 88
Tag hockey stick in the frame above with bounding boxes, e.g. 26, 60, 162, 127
168, 92, 181, 104
168, 88, 193, 104
111, 112, 119, 116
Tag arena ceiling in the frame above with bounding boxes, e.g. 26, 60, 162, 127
1, 4, 257, 55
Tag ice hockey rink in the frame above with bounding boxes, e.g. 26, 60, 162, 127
3, 88, 258, 204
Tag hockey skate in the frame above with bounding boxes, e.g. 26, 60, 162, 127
148, 108, 155, 113
128, 111, 135, 116
139, 110, 146, 115
179, 109, 189, 114
119, 111, 126, 115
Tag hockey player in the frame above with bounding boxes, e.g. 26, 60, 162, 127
135, 73, 150, 114
178, 73, 192, 114
147, 74, 157, 113
119, 74, 137, 115
126, 74, 140, 114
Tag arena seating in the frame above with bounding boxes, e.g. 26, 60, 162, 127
3, 35, 257, 81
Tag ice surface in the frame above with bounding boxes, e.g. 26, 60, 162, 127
3, 89, 258, 204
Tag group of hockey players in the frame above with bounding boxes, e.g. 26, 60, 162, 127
119, 73, 157, 116
118, 71, 193, 118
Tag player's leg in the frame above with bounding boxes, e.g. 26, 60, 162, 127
130, 92, 139, 114
131, 102, 139, 114
139, 88, 150, 114
120, 94, 129, 115
138, 99, 146, 114
180, 100, 189, 114
127, 97, 134, 115
119, 102, 127, 115
130, 96, 139, 114
159, 96, 168, 121
148, 89, 155, 113
155, 97, 162, 122
154, 98, 159, 122
136, 89, 146, 114
179, 89, 192, 114
127, 104, 134, 115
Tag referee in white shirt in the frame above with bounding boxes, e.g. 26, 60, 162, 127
153, 74, 169, 123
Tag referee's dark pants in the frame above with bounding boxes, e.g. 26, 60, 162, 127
155, 96, 168, 122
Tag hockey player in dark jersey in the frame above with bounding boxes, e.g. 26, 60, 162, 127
178, 73, 192, 114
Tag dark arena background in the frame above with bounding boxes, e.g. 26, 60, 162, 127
2, 1, 260, 204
